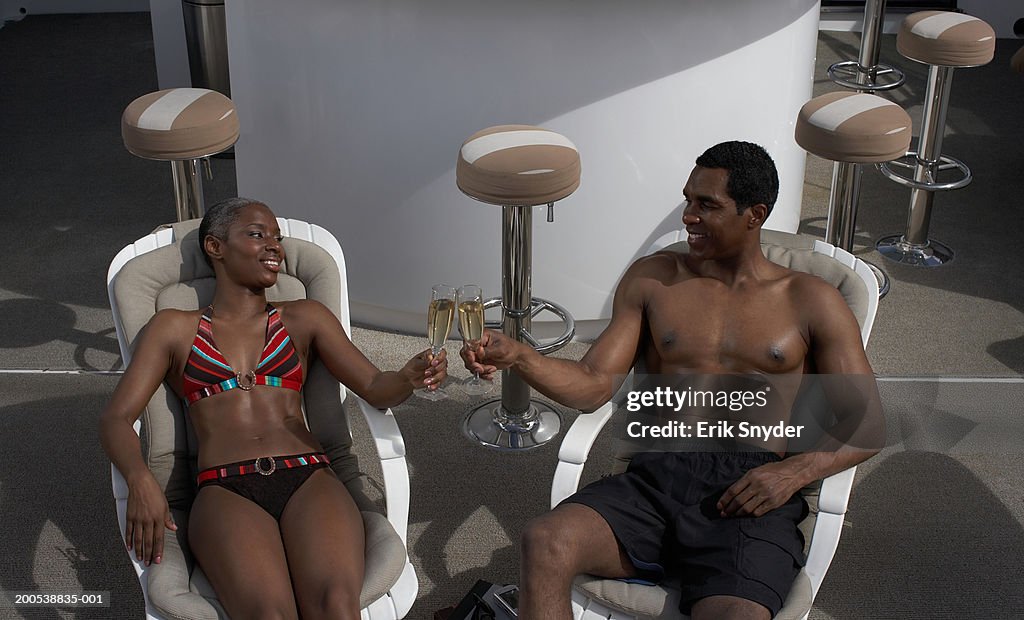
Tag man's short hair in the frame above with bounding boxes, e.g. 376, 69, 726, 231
695, 141, 779, 217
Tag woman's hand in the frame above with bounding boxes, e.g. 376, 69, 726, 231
404, 348, 448, 391
125, 473, 178, 566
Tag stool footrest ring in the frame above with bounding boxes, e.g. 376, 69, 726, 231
877, 152, 972, 191
483, 296, 575, 355
827, 60, 906, 91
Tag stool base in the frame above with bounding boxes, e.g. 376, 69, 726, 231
876, 234, 954, 266
463, 399, 562, 451
865, 261, 891, 298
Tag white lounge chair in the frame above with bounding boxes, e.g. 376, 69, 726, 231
550, 229, 880, 620
106, 218, 417, 619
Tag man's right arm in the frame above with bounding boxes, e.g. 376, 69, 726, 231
463, 256, 657, 412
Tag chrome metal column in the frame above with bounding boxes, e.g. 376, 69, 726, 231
827, 0, 905, 92
824, 0, 901, 296
877, 65, 960, 266
463, 204, 562, 451
170, 159, 205, 221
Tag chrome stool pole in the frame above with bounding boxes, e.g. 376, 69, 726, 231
464, 204, 575, 451
876, 63, 965, 265
825, 0, 904, 297
170, 158, 209, 221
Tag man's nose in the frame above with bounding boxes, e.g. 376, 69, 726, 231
682, 210, 699, 225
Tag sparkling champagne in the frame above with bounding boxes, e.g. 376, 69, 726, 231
458, 300, 485, 341
427, 298, 455, 350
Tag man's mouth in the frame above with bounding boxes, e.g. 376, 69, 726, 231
687, 231, 709, 243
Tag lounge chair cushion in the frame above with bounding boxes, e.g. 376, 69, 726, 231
111, 219, 405, 617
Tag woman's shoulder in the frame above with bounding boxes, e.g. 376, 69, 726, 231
149, 307, 203, 328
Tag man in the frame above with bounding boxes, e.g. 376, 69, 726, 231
461, 141, 883, 620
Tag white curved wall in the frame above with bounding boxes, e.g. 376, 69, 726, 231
225, 0, 821, 336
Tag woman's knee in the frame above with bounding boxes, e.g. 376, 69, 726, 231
300, 582, 361, 620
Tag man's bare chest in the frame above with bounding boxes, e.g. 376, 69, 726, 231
643, 282, 809, 373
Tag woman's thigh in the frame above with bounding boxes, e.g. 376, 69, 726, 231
189, 485, 298, 619
279, 469, 366, 616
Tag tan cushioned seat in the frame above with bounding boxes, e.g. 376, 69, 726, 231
122, 88, 239, 160
897, 11, 995, 67
112, 220, 406, 618
456, 124, 581, 206
1012, 45, 1024, 74
795, 92, 912, 163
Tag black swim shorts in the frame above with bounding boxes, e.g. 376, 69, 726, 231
562, 451, 808, 616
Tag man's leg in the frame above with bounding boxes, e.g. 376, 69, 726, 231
690, 595, 771, 620
519, 503, 638, 620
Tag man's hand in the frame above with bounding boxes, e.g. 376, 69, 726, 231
717, 460, 804, 518
460, 329, 519, 380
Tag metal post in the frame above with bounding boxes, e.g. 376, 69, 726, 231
501, 205, 534, 417
462, 203, 562, 450
825, 161, 862, 250
904, 65, 953, 246
170, 159, 205, 221
877, 65, 956, 265
858, 0, 887, 83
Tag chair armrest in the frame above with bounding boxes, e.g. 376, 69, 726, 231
818, 466, 856, 515
355, 397, 410, 545
356, 398, 407, 460
551, 402, 616, 509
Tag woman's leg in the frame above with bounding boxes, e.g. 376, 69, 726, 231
188, 485, 299, 620
280, 468, 366, 620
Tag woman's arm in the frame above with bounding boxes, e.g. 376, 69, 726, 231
98, 310, 184, 566
298, 301, 447, 409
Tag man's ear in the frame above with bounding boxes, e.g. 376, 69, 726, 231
747, 204, 768, 229
204, 235, 224, 263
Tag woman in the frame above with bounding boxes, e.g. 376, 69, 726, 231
99, 197, 447, 619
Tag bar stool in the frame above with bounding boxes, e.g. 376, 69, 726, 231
456, 124, 580, 450
121, 88, 239, 221
876, 11, 995, 266
795, 91, 913, 296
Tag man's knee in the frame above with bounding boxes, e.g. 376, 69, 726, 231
521, 512, 582, 570
690, 595, 771, 620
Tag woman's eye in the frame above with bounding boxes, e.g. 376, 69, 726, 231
275, 236, 284, 242
249, 231, 262, 238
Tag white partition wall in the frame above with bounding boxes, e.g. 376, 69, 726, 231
225, 0, 821, 336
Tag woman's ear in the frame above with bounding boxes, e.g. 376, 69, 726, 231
204, 235, 224, 263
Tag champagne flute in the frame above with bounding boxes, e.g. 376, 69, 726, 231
417, 284, 456, 401
457, 284, 493, 396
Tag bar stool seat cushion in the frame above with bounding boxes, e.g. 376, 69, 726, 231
122, 88, 239, 161
897, 11, 995, 68
795, 92, 912, 163
457, 124, 581, 206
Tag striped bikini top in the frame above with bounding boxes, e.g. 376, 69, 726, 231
183, 304, 303, 404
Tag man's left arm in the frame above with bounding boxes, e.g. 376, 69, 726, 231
718, 278, 884, 517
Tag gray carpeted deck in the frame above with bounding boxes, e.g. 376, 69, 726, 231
2, 11, 1023, 620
